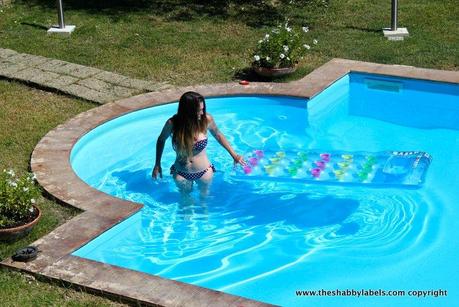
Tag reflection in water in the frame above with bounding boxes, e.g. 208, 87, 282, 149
110, 166, 360, 228
96, 164, 428, 289
70, 86, 453, 305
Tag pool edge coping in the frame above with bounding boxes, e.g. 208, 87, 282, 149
2, 58, 458, 306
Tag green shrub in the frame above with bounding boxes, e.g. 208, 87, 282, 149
0, 170, 40, 228
251, 22, 317, 68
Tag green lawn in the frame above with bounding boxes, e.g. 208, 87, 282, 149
0, 0, 457, 85
0, 0, 457, 305
0, 80, 126, 305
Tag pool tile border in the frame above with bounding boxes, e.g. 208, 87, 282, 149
1, 59, 458, 306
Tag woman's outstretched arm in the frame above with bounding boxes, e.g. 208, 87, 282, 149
207, 114, 246, 166
153, 119, 173, 179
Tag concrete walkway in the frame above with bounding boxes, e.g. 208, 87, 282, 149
0, 48, 172, 104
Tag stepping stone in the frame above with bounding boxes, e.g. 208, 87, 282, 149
0, 48, 18, 59
143, 81, 174, 91
37, 59, 70, 73
0, 48, 174, 104
46, 75, 79, 88
93, 71, 129, 85
78, 78, 137, 98
63, 84, 119, 104
7, 53, 50, 67
52, 63, 103, 78
93, 71, 172, 92
29, 70, 62, 85
0, 60, 28, 77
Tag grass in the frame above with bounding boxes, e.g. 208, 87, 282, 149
0, 270, 128, 306
0, 0, 457, 86
0, 80, 91, 260
0, 80, 126, 306
0, 0, 457, 304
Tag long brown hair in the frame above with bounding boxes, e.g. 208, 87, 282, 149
171, 91, 208, 157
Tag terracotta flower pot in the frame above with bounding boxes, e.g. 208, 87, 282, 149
0, 206, 41, 242
253, 65, 297, 78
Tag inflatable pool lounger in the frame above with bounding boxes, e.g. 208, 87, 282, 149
234, 150, 432, 188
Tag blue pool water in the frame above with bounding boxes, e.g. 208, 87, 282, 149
71, 73, 459, 306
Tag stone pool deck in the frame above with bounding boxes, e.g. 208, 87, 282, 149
1, 58, 458, 306
0, 48, 172, 104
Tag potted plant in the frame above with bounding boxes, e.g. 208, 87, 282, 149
0, 169, 41, 242
251, 22, 318, 77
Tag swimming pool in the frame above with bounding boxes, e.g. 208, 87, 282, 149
70, 72, 458, 306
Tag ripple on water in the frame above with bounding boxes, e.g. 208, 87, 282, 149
87, 142, 437, 290
304, 191, 426, 256
97, 168, 434, 289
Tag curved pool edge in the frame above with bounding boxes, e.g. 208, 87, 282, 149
2, 58, 458, 307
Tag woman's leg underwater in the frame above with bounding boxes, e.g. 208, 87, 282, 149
173, 174, 194, 218
196, 167, 214, 198
173, 173, 193, 194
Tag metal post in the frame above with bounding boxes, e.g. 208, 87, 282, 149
391, 0, 398, 31
383, 0, 408, 40
57, 0, 65, 29
48, 0, 75, 34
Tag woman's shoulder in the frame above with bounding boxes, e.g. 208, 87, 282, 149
206, 113, 214, 122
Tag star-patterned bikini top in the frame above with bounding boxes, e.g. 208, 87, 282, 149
192, 138, 208, 155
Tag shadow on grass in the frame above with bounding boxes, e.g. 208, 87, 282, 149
19, 0, 325, 27
233, 67, 270, 82
345, 26, 382, 33
233, 66, 311, 83
20, 22, 48, 30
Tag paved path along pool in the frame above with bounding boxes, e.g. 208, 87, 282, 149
0, 48, 172, 104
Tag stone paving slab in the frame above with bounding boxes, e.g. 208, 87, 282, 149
93, 71, 130, 84
78, 77, 119, 91
0, 48, 17, 59
46, 75, 79, 88
39, 256, 272, 307
93, 70, 173, 92
56, 63, 103, 79
143, 81, 173, 92
77, 77, 136, 98
63, 84, 118, 104
0, 211, 120, 273
0, 48, 173, 104
7, 53, 50, 67
0, 60, 28, 77
37, 59, 71, 72
13, 67, 61, 84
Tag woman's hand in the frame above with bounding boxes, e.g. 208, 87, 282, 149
152, 165, 162, 179
233, 154, 247, 166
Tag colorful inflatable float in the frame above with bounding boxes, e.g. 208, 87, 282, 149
234, 149, 432, 188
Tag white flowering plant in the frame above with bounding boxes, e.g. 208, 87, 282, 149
0, 169, 40, 229
252, 22, 318, 69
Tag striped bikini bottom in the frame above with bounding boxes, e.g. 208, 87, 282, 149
170, 164, 216, 181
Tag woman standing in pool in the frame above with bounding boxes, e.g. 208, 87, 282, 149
152, 91, 245, 194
